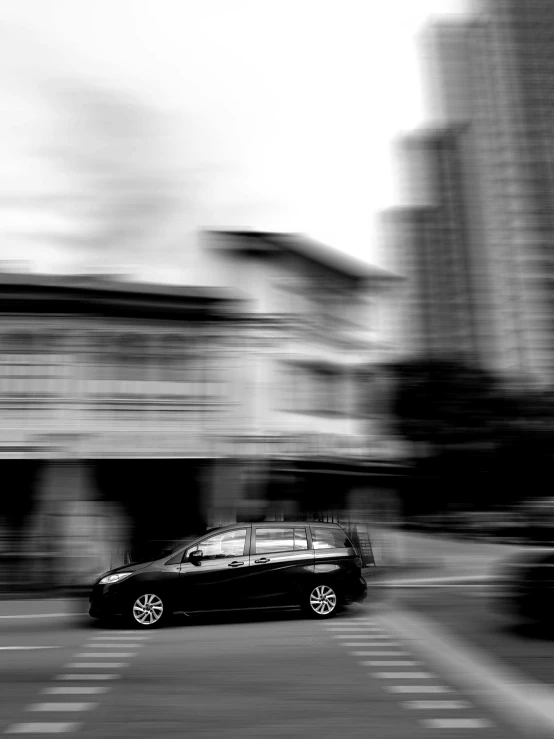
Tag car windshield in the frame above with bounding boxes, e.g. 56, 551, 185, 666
126, 538, 198, 564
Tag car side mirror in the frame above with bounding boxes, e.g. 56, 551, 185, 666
189, 550, 204, 565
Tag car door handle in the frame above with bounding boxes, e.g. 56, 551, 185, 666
254, 558, 270, 564
228, 561, 245, 567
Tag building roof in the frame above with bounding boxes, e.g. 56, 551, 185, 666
206, 230, 402, 286
0, 272, 242, 321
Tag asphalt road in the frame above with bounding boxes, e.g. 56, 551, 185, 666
0, 597, 522, 738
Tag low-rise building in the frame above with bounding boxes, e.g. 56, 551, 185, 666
200, 230, 406, 528
0, 234, 405, 590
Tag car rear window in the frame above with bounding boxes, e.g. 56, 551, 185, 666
311, 527, 353, 550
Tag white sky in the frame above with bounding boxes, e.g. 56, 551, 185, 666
0, 0, 469, 277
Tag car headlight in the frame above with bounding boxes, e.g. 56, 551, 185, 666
99, 572, 133, 585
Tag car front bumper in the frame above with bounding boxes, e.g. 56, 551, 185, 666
89, 583, 126, 618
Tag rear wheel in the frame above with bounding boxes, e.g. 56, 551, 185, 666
304, 584, 338, 619
130, 593, 166, 628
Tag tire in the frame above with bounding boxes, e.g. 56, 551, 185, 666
304, 583, 338, 619
129, 592, 167, 629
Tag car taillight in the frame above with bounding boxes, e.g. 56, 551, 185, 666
355, 557, 362, 569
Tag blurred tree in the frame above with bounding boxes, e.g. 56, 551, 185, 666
389, 356, 501, 455
384, 356, 554, 518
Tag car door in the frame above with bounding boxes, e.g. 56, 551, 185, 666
244, 525, 315, 607
177, 527, 252, 612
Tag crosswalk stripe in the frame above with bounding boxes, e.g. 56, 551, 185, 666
84, 644, 142, 649
361, 661, 420, 667
88, 635, 148, 640
387, 686, 451, 694
375, 672, 434, 679
349, 651, 408, 657
403, 700, 470, 710
55, 674, 119, 681
42, 687, 109, 695
333, 634, 390, 639
76, 653, 135, 658
5, 722, 81, 733
420, 718, 492, 729
28, 703, 97, 712
65, 663, 128, 669
340, 642, 399, 647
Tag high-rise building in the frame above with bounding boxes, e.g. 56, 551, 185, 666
384, 124, 484, 364
420, 5, 554, 384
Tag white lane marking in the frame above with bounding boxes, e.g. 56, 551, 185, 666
28, 703, 97, 712
404, 701, 471, 710
340, 642, 400, 647
332, 634, 391, 639
42, 687, 110, 695
325, 625, 382, 630
0, 614, 85, 620
362, 661, 420, 667
55, 674, 119, 680
84, 644, 143, 649
5, 722, 81, 733
329, 626, 382, 631
0, 647, 59, 651
382, 586, 493, 592
375, 672, 435, 679
88, 635, 149, 640
376, 575, 493, 587
387, 686, 451, 694
65, 663, 128, 669
349, 651, 408, 657
329, 631, 386, 635
421, 718, 493, 729
76, 652, 135, 658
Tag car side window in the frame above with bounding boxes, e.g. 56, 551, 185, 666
188, 529, 247, 560
294, 528, 308, 550
255, 527, 308, 554
311, 527, 353, 550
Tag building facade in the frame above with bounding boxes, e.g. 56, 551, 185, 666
200, 231, 406, 529
0, 236, 404, 590
0, 274, 242, 590
420, 7, 554, 384
384, 125, 485, 364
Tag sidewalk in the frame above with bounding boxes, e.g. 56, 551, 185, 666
370, 526, 552, 579
375, 602, 554, 737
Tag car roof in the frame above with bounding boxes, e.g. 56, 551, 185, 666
207, 521, 344, 532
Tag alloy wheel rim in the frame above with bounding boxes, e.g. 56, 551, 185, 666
310, 585, 337, 615
133, 594, 164, 624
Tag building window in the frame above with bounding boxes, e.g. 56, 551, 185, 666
115, 334, 150, 383
0, 331, 66, 398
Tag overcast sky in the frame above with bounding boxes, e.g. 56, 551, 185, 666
0, 0, 469, 278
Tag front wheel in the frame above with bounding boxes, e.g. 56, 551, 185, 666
304, 584, 338, 619
130, 593, 166, 628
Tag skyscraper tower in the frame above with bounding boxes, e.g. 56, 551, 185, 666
386, 125, 484, 363
421, 2, 554, 384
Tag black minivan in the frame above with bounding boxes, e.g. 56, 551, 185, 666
89, 522, 368, 627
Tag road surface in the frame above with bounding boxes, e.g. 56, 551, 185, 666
0, 596, 523, 738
